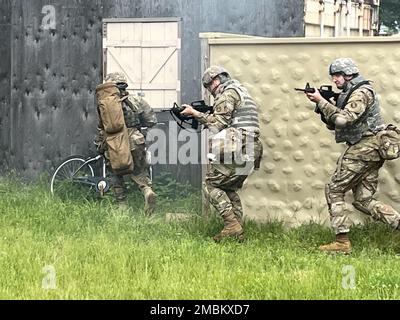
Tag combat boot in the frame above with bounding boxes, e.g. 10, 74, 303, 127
319, 233, 352, 254
114, 187, 129, 211
213, 210, 244, 242
234, 213, 244, 228
143, 187, 156, 216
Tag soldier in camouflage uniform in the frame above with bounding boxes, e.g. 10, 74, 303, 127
181, 66, 263, 242
306, 58, 400, 253
97, 72, 157, 215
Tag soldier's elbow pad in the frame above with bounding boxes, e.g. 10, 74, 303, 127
333, 115, 347, 128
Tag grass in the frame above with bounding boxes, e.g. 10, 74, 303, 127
0, 176, 400, 299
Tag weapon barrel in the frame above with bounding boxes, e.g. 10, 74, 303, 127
295, 88, 315, 93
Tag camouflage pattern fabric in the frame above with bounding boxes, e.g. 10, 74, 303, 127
196, 85, 241, 132
203, 165, 248, 221
105, 72, 128, 83
321, 74, 400, 233
202, 66, 230, 87
129, 95, 157, 128
204, 139, 262, 226
204, 152, 259, 225
196, 75, 262, 220
113, 136, 152, 201
121, 95, 157, 129
329, 58, 359, 76
97, 73, 155, 204
319, 87, 373, 125
326, 149, 400, 234
96, 91, 156, 202
113, 128, 152, 201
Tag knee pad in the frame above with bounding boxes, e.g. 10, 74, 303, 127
208, 188, 224, 204
330, 201, 348, 217
207, 187, 232, 214
203, 182, 223, 204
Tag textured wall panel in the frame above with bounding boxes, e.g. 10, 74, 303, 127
10, 0, 104, 177
208, 36, 400, 226
0, 0, 11, 170
3, 0, 304, 182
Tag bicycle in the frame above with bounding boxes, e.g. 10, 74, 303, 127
50, 150, 153, 199
50, 154, 111, 199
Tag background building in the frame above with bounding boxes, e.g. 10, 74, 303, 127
305, 0, 380, 37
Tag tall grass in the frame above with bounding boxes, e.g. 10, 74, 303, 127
0, 176, 399, 299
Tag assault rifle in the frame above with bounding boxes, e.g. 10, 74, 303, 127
295, 82, 340, 126
161, 100, 213, 130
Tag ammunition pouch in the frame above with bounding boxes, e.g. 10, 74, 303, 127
209, 128, 263, 169
376, 124, 400, 160
209, 128, 241, 163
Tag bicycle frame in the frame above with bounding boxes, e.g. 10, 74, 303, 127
73, 154, 110, 195
53, 144, 153, 198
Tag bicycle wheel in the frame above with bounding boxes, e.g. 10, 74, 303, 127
50, 155, 95, 200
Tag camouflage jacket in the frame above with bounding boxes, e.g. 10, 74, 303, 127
97, 93, 157, 130
317, 88, 382, 161
96, 93, 157, 151
194, 84, 242, 133
122, 94, 157, 129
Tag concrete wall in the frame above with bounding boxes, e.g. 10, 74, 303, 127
204, 35, 400, 226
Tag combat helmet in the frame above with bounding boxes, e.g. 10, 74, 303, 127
202, 66, 230, 88
105, 72, 128, 84
329, 58, 359, 76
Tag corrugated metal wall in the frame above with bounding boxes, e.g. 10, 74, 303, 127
1, 0, 304, 184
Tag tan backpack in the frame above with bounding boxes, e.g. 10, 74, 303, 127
96, 82, 133, 174
96, 83, 125, 134
106, 127, 133, 174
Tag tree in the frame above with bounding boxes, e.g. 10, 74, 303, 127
379, 0, 400, 34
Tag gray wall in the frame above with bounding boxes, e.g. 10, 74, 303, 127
2, 0, 304, 184
0, 0, 11, 170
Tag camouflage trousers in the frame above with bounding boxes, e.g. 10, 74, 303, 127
203, 161, 251, 222
326, 156, 400, 234
203, 135, 263, 220
113, 143, 152, 201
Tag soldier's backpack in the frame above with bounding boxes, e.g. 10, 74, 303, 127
105, 127, 133, 174
376, 124, 400, 160
96, 82, 133, 174
96, 83, 125, 134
